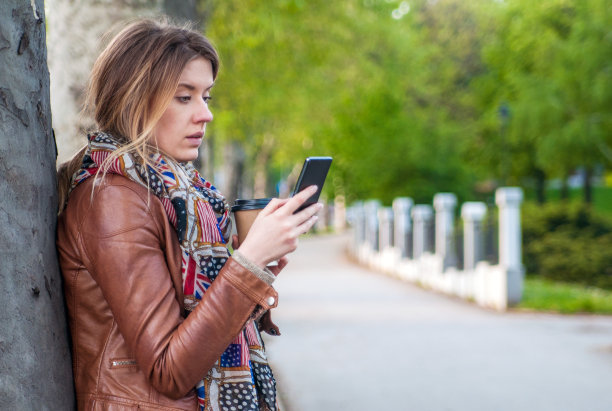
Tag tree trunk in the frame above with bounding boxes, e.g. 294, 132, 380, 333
560, 171, 569, 201
584, 166, 593, 204
194, 133, 215, 180
534, 168, 546, 204
0, 1, 74, 409
46, 0, 163, 163
221, 141, 245, 204
252, 134, 276, 198
253, 151, 271, 198
46, 0, 208, 165
163, 0, 201, 26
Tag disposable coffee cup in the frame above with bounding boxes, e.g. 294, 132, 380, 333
231, 198, 271, 246
232, 198, 278, 267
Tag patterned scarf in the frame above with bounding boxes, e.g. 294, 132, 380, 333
71, 131, 278, 411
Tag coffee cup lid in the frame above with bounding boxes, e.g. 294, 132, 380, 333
231, 198, 272, 212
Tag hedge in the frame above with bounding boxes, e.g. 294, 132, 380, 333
522, 202, 612, 289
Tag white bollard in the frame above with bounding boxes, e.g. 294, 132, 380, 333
461, 202, 487, 271
411, 205, 433, 259
433, 193, 458, 269
393, 197, 413, 258
364, 200, 381, 251
495, 187, 524, 305
349, 202, 365, 252
378, 207, 394, 251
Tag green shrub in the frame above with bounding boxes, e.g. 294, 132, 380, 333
522, 202, 612, 289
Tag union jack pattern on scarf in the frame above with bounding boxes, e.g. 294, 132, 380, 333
181, 250, 213, 299
160, 197, 177, 227
70, 132, 279, 411
196, 199, 224, 245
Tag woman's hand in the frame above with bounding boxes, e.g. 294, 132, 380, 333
237, 185, 322, 268
267, 256, 289, 276
232, 235, 289, 276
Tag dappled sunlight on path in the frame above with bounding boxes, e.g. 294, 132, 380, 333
264, 234, 612, 411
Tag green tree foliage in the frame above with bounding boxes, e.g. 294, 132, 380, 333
475, 0, 612, 201
203, 0, 489, 203
201, 0, 611, 206
203, 0, 361, 194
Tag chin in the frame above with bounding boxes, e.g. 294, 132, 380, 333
179, 156, 199, 163
174, 151, 199, 163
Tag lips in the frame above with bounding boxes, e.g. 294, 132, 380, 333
187, 131, 204, 139
185, 131, 204, 148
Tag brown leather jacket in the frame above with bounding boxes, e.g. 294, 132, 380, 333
57, 175, 278, 410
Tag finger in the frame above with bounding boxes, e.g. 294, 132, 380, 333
282, 185, 318, 215
276, 256, 289, 271
231, 234, 239, 250
268, 256, 288, 276
292, 202, 323, 226
294, 215, 318, 236
259, 197, 290, 217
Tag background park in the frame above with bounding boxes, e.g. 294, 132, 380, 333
1, 0, 611, 409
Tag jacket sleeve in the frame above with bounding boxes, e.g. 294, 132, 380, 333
78, 181, 278, 399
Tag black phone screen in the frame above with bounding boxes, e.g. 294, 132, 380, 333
292, 156, 333, 213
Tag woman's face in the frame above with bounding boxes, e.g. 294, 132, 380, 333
152, 57, 214, 162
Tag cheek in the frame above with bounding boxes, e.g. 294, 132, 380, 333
156, 107, 182, 136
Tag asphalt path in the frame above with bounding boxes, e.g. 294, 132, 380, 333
263, 234, 612, 411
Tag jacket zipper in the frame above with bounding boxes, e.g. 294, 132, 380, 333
111, 359, 137, 367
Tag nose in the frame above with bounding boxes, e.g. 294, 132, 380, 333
194, 99, 213, 124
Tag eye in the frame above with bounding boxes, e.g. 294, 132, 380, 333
176, 96, 191, 103
203, 96, 212, 104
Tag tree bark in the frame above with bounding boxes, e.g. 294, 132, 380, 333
0, 1, 74, 409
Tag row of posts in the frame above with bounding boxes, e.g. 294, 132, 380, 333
350, 187, 524, 275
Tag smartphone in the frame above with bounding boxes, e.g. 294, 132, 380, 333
291, 156, 333, 213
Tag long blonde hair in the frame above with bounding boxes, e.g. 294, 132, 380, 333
57, 18, 219, 213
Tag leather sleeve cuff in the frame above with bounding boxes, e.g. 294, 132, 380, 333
232, 250, 276, 286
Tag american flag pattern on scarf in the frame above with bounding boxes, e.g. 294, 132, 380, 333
70, 132, 279, 411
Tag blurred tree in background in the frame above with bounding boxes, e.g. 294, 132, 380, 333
196, 0, 610, 207
475, 0, 612, 204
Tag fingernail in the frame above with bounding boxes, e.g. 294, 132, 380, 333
311, 185, 318, 191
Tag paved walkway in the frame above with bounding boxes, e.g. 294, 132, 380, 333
264, 234, 612, 411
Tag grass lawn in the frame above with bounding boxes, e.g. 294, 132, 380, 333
517, 276, 612, 315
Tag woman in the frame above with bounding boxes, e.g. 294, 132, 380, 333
56, 19, 320, 411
